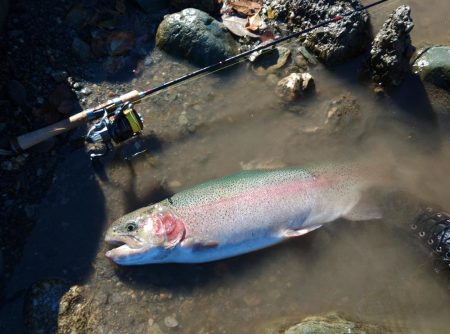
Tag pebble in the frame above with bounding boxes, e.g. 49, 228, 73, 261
72, 82, 82, 90
164, 315, 179, 328
178, 113, 189, 126
80, 87, 92, 96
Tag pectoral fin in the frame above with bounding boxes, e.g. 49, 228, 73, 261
181, 238, 219, 250
281, 225, 322, 238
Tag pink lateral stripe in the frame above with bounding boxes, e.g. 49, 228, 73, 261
182, 176, 335, 212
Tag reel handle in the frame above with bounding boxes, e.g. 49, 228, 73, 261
11, 111, 88, 152
10, 90, 141, 152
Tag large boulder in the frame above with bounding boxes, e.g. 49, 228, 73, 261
170, 0, 222, 15
156, 8, 239, 67
266, 0, 370, 64
366, 5, 414, 87
412, 46, 450, 92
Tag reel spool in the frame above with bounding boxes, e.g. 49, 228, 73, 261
86, 103, 144, 159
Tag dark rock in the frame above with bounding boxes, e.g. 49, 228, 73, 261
48, 84, 77, 115
284, 312, 398, 334
0, 0, 8, 31
7, 80, 27, 105
50, 70, 68, 83
156, 8, 239, 67
170, 0, 222, 15
267, 0, 370, 64
72, 37, 91, 61
23, 279, 70, 334
412, 46, 450, 92
366, 5, 414, 87
109, 31, 135, 56
0, 250, 3, 280
134, 0, 169, 12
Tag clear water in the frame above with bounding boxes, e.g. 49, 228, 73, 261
2, 0, 450, 333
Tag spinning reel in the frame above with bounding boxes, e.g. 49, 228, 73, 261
86, 102, 144, 159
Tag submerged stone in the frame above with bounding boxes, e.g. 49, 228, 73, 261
156, 8, 239, 67
285, 312, 399, 334
276, 72, 315, 101
412, 46, 450, 92
266, 0, 370, 64
366, 5, 414, 87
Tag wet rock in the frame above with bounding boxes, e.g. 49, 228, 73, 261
156, 8, 239, 67
80, 87, 92, 96
72, 37, 91, 61
325, 93, 361, 134
267, 0, 370, 64
23, 279, 70, 334
251, 46, 291, 76
171, 0, 221, 15
7, 80, 27, 105
412, 46, 450, 92
284, 312, 396, 334
366, 5, 414, 88
276, 72, 315, 101
57, 285, 102, 333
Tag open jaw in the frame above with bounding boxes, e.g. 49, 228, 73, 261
105, 235, 148, 260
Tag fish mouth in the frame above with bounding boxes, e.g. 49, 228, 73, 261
105, 235, 147, 260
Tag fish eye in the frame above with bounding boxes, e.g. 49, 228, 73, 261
126, 222, 138, 232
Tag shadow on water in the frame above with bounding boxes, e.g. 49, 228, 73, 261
0, 149, 107, 333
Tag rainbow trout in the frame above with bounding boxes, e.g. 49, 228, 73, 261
105, 166, 382, 265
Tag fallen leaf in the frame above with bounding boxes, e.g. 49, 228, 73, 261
222, 15, 259, 38
230, 0, 261, 16
246, 12, 263, 31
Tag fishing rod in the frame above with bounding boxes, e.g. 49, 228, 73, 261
8, 0, 389, 158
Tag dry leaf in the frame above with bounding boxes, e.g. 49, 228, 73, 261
222, 15, 259, 38
246, 12, 263, 31
230, 0, 261, 16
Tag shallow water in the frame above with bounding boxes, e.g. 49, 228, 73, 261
2, 0, 450, 333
